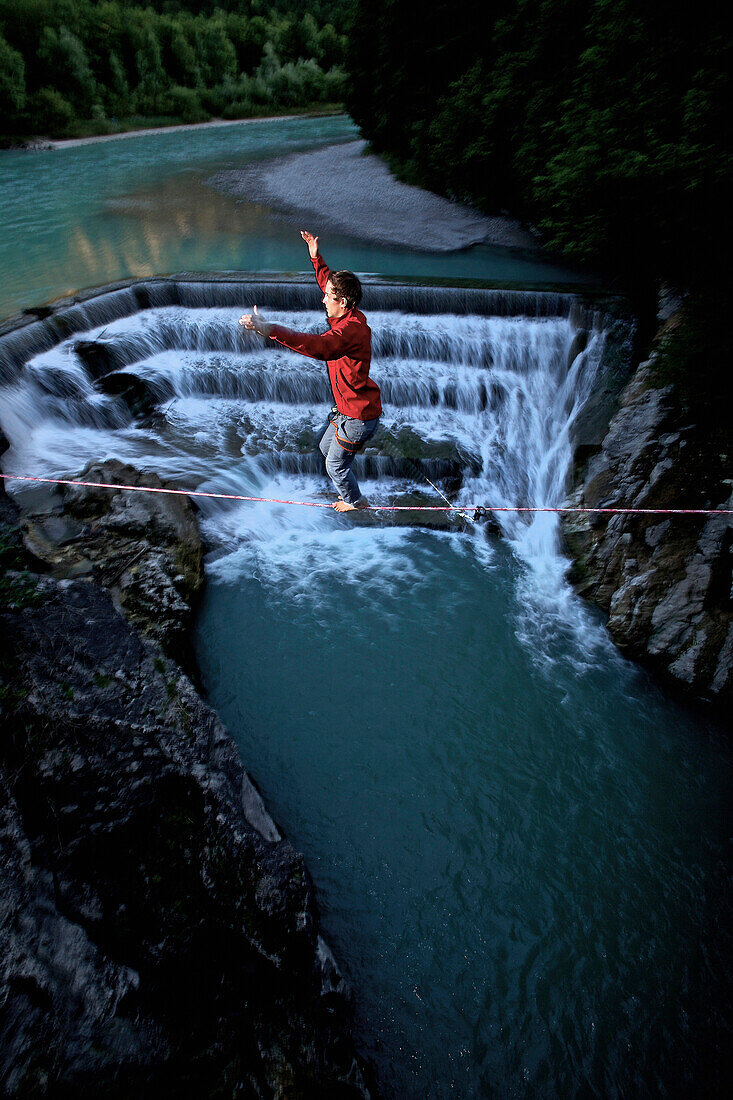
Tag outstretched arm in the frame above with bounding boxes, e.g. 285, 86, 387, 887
265, 323, 361, 361
238, 307, 361, 361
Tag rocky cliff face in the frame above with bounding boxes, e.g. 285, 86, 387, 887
563, 358, 732, 705
0, 465, 371, 1098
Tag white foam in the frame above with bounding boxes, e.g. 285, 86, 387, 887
0, 302, 613, 668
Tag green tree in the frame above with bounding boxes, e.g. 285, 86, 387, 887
134, 26, 167, 113
0, 32, 27, 115
38, 25, 98, 114
163, 85, 206, 123
168, 28, 201, 87
0, 0, 348, 134
30, 86, 75, 135
314, 22, 345, 69
346, 0, 731, 289
224, 12, 267, 74
107, 49, 132, 116
197, 17, 237, 87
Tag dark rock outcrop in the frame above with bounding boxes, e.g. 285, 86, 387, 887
93, 372, 174, 418
0, 484, 372, 1098
19, 461, 203, 668
563, 358, 732, 704
0, 429, 9, 503
73, 339, 126, 381
568, 315, 637, 462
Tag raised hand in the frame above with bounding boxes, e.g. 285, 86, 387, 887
300, 229, 319, 259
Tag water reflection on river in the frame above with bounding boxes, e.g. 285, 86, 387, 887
0, 114, 591, 322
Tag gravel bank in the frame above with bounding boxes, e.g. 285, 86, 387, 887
208, 139, 540, 252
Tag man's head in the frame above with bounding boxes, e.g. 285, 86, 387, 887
323, 270, 362, 319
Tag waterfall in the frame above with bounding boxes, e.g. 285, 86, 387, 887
0, 278, 626, 655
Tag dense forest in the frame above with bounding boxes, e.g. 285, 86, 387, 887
346, 0, 729, 294
0, 0, 347, 141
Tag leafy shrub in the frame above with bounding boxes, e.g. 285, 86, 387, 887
29, 87, 76, 135
0, 32, 26, 112
163, 85, 207, 124
198, 84, 227, 116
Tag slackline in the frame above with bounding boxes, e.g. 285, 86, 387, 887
1, 474, 731, 516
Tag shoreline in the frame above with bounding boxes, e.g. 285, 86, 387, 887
207, 138, 543, 254
32, 110, 344, 150
17, 111, 552, 259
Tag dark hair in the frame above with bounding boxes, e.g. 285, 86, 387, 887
329, 270, 362, 309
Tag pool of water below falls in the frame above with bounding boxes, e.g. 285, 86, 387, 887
196, 522, 730, 1100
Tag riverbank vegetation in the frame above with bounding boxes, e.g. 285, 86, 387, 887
0, 0, 346, 143
346, 0, 728, 291
345, 0, 730, 421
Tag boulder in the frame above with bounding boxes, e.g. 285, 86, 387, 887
0, 428, 8, 502
21, 460, 203, 668
93, 371, 172, 418
0, 578, 370, 1097
73, 338, 125, 380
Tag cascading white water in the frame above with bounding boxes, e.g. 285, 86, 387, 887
0, 297, 611, 662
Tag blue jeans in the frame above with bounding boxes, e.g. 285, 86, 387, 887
319, 411, 380, 505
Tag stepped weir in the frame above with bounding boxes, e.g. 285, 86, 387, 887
0, 275, 632, 557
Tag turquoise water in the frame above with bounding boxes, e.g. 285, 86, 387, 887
0, 114, 590, 323
1, 116, 730, 1098
196, 528, 730, 1099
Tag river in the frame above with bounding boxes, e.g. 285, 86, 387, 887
0, 116, 729, 1099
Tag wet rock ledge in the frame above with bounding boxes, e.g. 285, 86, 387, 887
0, 457, 372, 1098
563, 355, 732, 705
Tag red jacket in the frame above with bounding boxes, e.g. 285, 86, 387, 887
267, 254, 382, 421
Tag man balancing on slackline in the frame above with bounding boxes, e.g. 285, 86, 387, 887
239, 230, 381, 513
